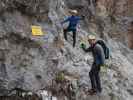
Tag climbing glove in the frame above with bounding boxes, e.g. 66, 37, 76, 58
80, 43, 86, 48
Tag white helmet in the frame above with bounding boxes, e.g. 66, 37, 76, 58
69, 10, 78, 14
88, 35, 96, 40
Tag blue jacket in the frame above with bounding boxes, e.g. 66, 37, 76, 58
61, 15, 83, 30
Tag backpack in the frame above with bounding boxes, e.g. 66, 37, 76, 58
96, 40, 110, 59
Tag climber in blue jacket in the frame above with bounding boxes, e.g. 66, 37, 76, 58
61, 10, 85, 47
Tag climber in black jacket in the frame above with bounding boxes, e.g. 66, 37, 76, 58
81, 35, 105, 95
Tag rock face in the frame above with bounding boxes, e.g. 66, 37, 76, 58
94, 0, 133, 46
0, 0, 133, 100
127, 22, 133, 49
0, 0, 49, 15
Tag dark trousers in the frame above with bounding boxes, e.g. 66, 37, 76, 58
89, 63, 102, 92
63, 28, 76, 47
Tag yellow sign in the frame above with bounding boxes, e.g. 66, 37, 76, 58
31, 26, 43, 36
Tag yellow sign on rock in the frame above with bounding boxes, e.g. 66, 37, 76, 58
31, 26, 43, 36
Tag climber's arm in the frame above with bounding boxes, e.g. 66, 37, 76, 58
61, 17, 70, 24
82, 47, 92, 52
81, 43, 92, 52
77, 15, 85, 20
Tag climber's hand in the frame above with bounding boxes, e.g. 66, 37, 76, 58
81, 15, 85, 20
56, 22, 62, 28
60, 22, 64, 26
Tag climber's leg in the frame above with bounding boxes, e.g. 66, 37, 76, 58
72, 30, 76, 47
89, 68, 97, 95
95, 66, 102, 93
93, 0, 98, 6
95, 65, 102, 93
63, 28, 68, 41
89, 64, 97, 90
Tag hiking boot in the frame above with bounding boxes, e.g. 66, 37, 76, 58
87, 89, 97, 95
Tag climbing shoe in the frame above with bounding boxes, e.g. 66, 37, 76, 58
87, 89, 97, 95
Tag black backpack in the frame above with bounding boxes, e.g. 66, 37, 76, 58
96, 40, 110, 59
